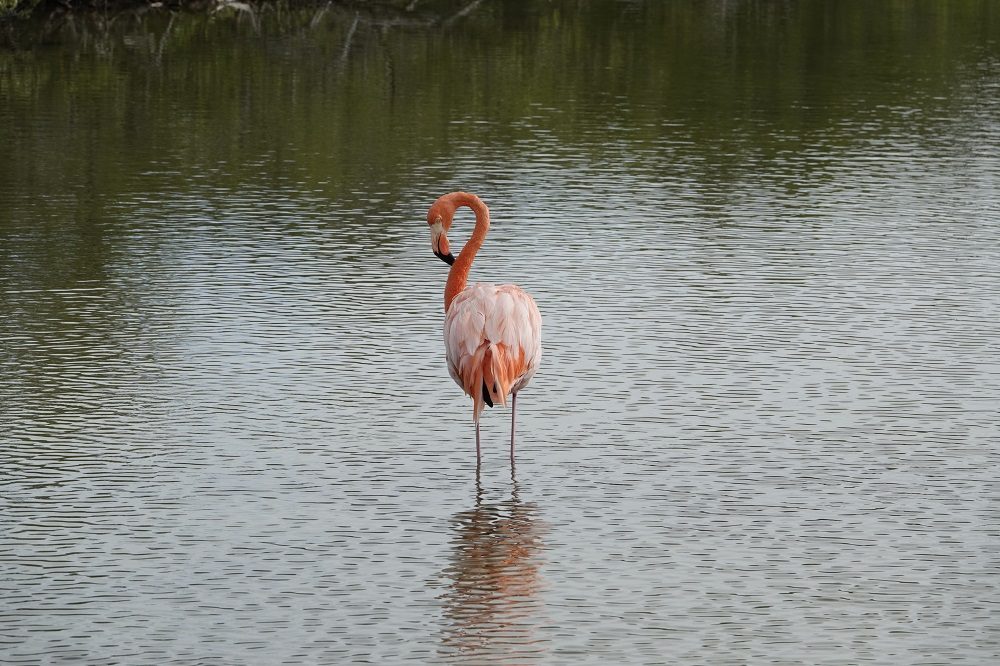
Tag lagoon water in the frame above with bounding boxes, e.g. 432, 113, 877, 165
1, 1, 999, 663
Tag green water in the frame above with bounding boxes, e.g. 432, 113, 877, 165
3, 1, 996, 209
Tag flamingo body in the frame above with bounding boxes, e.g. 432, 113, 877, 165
445, 283, 542, 422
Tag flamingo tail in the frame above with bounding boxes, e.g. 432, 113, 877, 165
468, 342, 516, 422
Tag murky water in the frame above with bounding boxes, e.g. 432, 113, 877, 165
2, 1, 999, 663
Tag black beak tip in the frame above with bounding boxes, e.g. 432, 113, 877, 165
435, 251, 456, 265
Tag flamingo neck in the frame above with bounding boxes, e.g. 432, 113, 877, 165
444, 193, 490, 312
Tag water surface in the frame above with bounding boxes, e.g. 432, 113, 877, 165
2, 1, 999, 663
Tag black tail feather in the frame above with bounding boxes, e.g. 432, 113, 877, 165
482, 382, 494, 408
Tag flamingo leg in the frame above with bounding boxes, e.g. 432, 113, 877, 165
510, 391, 517, 461
475, 419, 481, 464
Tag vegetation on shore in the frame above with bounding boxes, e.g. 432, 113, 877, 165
3, 0, 431, 20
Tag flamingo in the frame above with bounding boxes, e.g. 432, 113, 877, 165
426, 192, 542, 463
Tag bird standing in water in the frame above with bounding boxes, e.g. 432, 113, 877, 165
426, 192, 542, 463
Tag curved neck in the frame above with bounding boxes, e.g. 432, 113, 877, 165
444, 193, 490, 311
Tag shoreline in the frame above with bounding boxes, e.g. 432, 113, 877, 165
2, 0, 438, 20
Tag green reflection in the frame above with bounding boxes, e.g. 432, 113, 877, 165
1, 0, 996, 210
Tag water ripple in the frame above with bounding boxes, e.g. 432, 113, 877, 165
2, 2, 1000, 664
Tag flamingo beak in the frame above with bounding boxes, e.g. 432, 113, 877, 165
436, 248, 456, 265
430, 220, 455, 265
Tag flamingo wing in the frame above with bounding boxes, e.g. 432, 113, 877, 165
444, 283, 542, 421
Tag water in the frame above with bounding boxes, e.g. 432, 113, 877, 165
2, 1, 999, 663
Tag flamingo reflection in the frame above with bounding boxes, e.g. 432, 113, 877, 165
439, 473, 547, 662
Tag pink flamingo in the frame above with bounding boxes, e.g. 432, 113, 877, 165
427, 192, 542, 462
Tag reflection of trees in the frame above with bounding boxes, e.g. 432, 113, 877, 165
439, 480, 547, 663
1, 0, 993, 206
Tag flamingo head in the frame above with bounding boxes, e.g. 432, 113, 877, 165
427, 201, 456, 265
